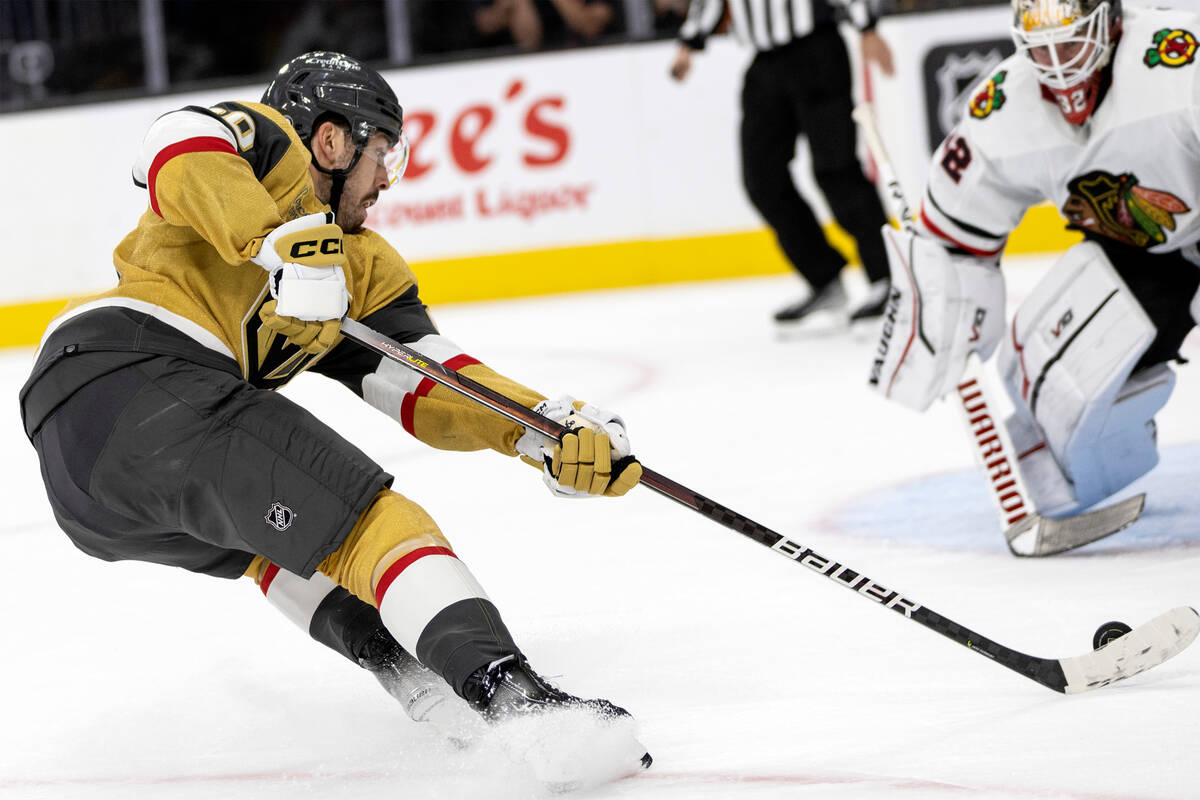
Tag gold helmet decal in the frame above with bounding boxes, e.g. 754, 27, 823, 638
1018, 0, 1081, 33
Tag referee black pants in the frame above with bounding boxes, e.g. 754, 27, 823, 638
740, 25, 889, 289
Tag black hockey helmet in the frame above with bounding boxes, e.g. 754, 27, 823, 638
263, 51, 405, 222
262, 51, 403, 151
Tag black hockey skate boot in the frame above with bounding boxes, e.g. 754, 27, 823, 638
463, 654, 630, 723
774, 279, 847, 324
464, 654, 654, 784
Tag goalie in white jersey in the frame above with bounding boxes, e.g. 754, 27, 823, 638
870, 0, 1200, 518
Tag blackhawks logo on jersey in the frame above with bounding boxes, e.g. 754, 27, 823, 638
1144, 28, 1198, 68
969, 70, 1007, 119
1062, 171, 1189, 248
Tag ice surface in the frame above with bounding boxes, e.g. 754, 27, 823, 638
2, 257, 1198, 799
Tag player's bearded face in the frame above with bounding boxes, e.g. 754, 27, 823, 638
336, 131, 395, 233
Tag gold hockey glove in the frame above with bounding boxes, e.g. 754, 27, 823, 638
516, 397, 642, 498
260, 300, 341, 355
552, 426, 642, 497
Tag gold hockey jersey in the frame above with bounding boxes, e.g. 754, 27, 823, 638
32, 100, 543, 456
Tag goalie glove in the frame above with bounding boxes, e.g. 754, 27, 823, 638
515, 397, 642, 498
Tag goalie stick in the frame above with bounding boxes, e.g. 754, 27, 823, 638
339, 316, 1198, 694
850, 103, 1145, 557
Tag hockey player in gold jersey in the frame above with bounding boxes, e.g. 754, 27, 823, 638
19, 51, 649, 777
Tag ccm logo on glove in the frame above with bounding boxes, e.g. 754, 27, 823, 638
289, 237, 342, 260
251, 212, 344, 270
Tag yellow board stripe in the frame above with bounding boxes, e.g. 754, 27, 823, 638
0, 205, 1079, 349
2, 298, 71, 350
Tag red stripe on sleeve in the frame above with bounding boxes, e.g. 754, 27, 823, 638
259, 562, 281, 596
147, 136, 238, 217
444, 354, 481, 372
400, 392, 418, 436
919, 206, 1006, 258
374, 546, 457, 607
398, 353, 482, 436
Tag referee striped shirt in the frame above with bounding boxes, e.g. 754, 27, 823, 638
678, 0, 876, 51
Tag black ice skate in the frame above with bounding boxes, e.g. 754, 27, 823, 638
463, 654, 653, 774
463, 654, 627, 722
773, 279, 848, 328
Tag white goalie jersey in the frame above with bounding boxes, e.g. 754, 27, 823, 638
920, 5, 1200, 263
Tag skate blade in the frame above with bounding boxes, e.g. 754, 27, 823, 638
410, 691, 488, 750
494, 707, 650, 794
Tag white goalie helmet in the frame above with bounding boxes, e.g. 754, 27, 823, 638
1011, 0, 1122, 124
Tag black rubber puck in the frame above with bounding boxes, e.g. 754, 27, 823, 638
1092, 621, 1133, 650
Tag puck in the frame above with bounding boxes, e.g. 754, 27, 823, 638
1092, 621, 1132, 650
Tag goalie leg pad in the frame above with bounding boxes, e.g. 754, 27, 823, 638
997, 241, 1168, 511
868, 225, 1006, 411
1080, 363, 1174, 505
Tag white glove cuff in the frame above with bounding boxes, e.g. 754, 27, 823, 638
515, 396, 576, 462
273, 265, 349, 321
567, 402, 631, 458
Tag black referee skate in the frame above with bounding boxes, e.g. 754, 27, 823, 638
774, 279, 847, 325
463, 654, 653, 776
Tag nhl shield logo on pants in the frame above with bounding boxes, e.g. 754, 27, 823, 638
265, 501, 296, 531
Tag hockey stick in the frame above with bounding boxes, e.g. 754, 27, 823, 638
339, 316, 1197, 693
850, 103, 1144, 557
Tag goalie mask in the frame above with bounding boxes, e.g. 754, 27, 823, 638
1011, 0, 1122, 125
263, 51, 409, 215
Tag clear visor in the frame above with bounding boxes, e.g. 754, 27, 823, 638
1012, 2, 1111, 90
384, 133, 410, 186
359, 132, 410, 186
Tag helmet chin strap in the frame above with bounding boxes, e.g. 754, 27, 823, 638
311, 147, 364, 224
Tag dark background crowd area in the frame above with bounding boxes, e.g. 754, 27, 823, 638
0, 0, 1004, 113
